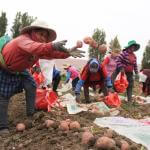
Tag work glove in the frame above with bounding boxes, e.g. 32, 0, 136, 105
67, 47, 85, 58
52, 40, 68, 51
52, 40, 85, 58
75, 93, 80, 103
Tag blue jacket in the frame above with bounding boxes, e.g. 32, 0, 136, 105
53, 66, 60, 79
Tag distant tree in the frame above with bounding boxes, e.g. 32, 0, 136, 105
88, 28, 106, 62
109, 36, 121, 51
141, 40, 150, 69
21, 12, 36, 29
0, 11, 8, 37
11, 12, 36, 38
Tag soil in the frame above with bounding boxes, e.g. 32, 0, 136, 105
0, 88, 149, 150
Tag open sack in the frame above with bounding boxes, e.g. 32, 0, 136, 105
35, 89, 62, 112
114, 72, 128, 93
105, 92, 121, 107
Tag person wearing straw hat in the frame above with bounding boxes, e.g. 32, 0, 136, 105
0, 20, 85, 135
63, 63, 80, 91
112, 40, 140, 102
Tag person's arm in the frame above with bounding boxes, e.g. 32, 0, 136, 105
18, 38, 70, 59
65, 71, 71, 83
75, 79, 85, 94
133, 58, 138, 74
75, 66, 88, 94
102, 56, 110, 66
116, 52, 126, 70
101, 65, 112, 88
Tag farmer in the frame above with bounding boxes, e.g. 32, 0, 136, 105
112, 40, 140, 102
51, 65, 61, 93
0, 20, 85, 135
75, 58, 112, 103
63, 64, 80, 91
139, 69, 150, 96
31, 62, 61, 93
102, 48, 120, 78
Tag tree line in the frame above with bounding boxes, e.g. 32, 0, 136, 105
0, 11, 149, 69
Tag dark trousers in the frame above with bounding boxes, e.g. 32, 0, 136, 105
72, 77, 79, 91
0, 77, 36, 130
83, 83, 108, 103
52, 74, 61, 92
112, 69, 134, 101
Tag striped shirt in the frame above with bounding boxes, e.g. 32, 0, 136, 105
116, 50, 138, 73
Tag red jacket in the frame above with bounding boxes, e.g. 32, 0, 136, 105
2, 34, 69, 72
80, 63, 107, 84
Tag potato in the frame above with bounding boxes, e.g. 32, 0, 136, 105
81, 131, 94, 144
98, 44, 107, 54
59, 121, 69, 131
95, 136, 116, 149
69, 121, 80, 129
82, 127, 90, 132
121, 140, 129, 150
16, 123, 25, 132
65, 119, 71, 125
83, 37, 93, 45
76, 40, 83, 48
104, 129, 114, 138
45, 119, 55, 128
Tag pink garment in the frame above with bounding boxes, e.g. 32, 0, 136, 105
103, 54, 117, 77
68, 66, 79, 80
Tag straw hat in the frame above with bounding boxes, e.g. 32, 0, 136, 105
63, 64, 71, 69
20, 20, 57, 42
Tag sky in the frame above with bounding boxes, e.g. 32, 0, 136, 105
1, 0, 150, 64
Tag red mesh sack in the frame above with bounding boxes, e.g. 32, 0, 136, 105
33, 72, 45, 87
35, 89, 61, 112
35, 89, 48, 110
105, 92, 121, 107
114, 72, 128, 93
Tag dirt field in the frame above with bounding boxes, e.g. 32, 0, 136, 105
0, 88, 149, 150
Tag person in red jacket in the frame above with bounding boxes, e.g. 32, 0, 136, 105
75, 58, 112, 103
0, 20, 85, 135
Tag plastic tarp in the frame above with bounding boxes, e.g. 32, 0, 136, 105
60, 93, 87, 114
57, 82, 72, 92
39, 59, 54, 85
90, 102, 110, 113
94, 117, 150, 149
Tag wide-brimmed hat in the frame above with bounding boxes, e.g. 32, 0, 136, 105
63, 64, 71, 69
124, 40, 140, 51
20, 20, 57, 42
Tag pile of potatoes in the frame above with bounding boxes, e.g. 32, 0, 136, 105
16, 119, 81, 132
44, 119, 81, 131
81, 128, 130, 150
